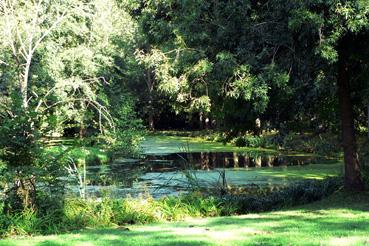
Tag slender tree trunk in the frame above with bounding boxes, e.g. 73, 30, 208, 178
80, 121, 85, 139
337, 40, 364, 191
148, 109, 154, 131
367, 104, 369, 140
21, 58, 31, 108
146, 70, 155, 131
199, 112, 203, 130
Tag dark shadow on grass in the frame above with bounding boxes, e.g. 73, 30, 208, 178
37, 241, 64, 246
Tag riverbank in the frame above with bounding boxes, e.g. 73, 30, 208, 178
143, 134, 276, 154
2, 191, 368, 246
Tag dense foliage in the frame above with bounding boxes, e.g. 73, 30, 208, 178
0, 0, 368, 239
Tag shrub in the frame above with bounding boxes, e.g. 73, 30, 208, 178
220, 177, 342, 213
282, 133, 312, 152
359, 139, 369, 189
86, 154, 102, 166
280, 132, 341, 156
234, 136, 247, 147
231, 135, 266, 148
312, 135, 340, 157
245, 136, 265, 147
213, 133, 226, 143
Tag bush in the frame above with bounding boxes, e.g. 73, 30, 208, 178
245, 136, 265, 147
234, 136, 247, 147
220, 177, 342, 213
86, 154, 102, 166
213, 133, 227, 143
312, 135, 340, 157
281, 132, 341, 156
362, 166, 369, 190
231, 135, 267, 148
282, 133, 312, 152
359, 139, 369, 189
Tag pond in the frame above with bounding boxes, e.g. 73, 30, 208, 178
66, 151, 342, 199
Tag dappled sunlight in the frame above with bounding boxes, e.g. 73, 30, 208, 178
1, 0, 368, 244
2, 198, 369, 246
326, 236, 369, 246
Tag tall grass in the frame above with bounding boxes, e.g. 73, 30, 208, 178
0, 177, 342, 238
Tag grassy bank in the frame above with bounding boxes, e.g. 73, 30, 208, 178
44, 133, 332, 162
2, 191, 368, 246
142, 135, 278, 154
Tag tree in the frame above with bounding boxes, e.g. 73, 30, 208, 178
301, 0, 368, 190
128, 0, 276, 130
0, 0, 72, 109
0, 0, 142, 210
128, 0, 369, 190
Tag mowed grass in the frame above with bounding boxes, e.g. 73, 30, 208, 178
2, 191, 368, 246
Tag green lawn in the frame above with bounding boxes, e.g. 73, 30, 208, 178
2, 191, 368, 246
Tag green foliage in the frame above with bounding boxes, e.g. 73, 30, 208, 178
282, 133, 313, 152
0, 0, 144, 215
312, 135, 341, 157
281, 132, 340, 156
0, 109, 40, 169
359, 139, 369, 189
3, 191, 369, 246
221, 177, 342, 213
245, 136, 265, 148
104, 96, 144, 157
0, 177, 342, 238
232, 136, 265, 148
0, 103, 63, 212
233, 136, 247, 147
50, 193, 226, 231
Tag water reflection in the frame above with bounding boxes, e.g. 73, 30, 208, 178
67, 152, 334, 198
144, 152, 320, 170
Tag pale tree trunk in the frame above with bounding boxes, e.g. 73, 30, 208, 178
21, 57, 32, 108
146, 69, 155, 131
148, 111, 154, 131
199, 112, 203, 130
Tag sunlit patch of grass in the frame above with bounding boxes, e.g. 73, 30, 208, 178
2, 191, 369, 246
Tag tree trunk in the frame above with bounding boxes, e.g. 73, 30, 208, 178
148, 109, 155, 131
337, 42, 364, 191
367, 104, 369, 140
146, 69, 155, 131
79, 122, 85, 139
21, 58, 31, 108
199, 112, 204, 130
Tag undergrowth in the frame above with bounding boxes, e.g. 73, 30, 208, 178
0, 177, 342, 238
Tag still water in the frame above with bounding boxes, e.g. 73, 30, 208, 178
67, 152, 337, 198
